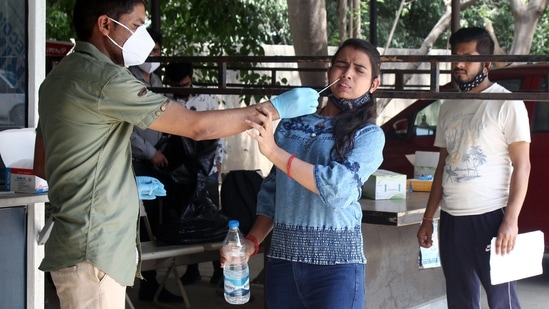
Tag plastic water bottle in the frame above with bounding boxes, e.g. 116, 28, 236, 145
223, 220, 250, 304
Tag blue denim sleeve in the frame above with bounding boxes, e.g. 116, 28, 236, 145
256, 167, 277, 218
314, 125, 385, 209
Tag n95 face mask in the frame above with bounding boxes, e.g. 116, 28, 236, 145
107, 18, 155, 67
138, 62, 161, 74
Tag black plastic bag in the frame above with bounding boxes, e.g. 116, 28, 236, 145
153, 136, 228, 245
154, 134, 217, 184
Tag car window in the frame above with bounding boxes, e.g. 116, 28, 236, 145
414, 100, 443, 136
532, 76, 549, 132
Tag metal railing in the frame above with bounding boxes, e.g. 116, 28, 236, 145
148, 54, 549, 101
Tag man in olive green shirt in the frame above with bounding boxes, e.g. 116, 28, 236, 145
33, 0, 319, 307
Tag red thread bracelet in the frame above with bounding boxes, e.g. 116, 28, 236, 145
423, 217, 434, 221
245, 235, 259, 256
287, 154, 296, 178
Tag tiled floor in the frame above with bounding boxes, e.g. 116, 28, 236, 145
45, 254, 549, 309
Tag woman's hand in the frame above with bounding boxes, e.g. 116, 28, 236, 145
219, 238, 255, 268
246, 106, 277, 158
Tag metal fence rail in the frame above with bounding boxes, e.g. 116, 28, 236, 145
149, 54, 549, 101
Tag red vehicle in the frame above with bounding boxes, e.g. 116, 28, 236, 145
380, 64, 549, 250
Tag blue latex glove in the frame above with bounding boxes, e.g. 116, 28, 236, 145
270, 87, 319, 118
136, 176, 167, 200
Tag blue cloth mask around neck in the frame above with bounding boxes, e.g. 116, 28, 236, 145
328, 92, 372, 112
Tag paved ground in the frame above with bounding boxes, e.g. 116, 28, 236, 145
45, 254, 549, 309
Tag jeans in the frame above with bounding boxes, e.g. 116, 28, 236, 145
265, 258, 365, 309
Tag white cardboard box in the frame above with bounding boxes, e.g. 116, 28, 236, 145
414, 151, 439, 178
406, 151, 439, 179
5, 167, 48, 193
0, 128, 48, 193
362, 169, 406, 200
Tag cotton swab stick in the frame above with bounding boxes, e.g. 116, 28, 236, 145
318, 78, 341, 94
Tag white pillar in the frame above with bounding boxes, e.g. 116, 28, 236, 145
28, 0, 46, 128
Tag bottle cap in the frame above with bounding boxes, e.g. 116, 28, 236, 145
228, 220, 239, 228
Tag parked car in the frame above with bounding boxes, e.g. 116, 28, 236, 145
380, 64, 549, 250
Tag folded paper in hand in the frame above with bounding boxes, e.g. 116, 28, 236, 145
489, 230, 544, 285
418, 220, 441, 269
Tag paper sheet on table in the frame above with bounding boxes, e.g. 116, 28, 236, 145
489, 230, 544, 285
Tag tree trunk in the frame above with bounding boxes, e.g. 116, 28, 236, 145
339, 0, 347, 42
287, 0, 329, 87
352, 0, 362, 38
338, 0, 362, 40
509, 0, 549, 55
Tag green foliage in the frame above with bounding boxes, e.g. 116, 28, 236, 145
460, 0, 515, 52
532, 9, 549, 55
325, 1, 341, 46
45, 0, 291, 105
341, 0, 548, 55
44, 0, 549, 95
159, 0, 292, 105
45, 0, 76, 40
376, 0, 443, 48
45, 0, 549, 56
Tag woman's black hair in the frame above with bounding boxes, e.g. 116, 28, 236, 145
330, 38, 381, 161
73, 0, 149, 41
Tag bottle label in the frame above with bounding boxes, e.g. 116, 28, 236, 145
224, 276, 250, 296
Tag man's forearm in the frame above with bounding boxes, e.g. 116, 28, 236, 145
150, 100, 276, 141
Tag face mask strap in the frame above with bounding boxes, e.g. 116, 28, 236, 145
106, 17, 133, 53
106, 35, 124, 51
108, 17, 135, 35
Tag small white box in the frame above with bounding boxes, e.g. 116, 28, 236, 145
414, 151, 439, 179
5, 167, 48, 194
362, 169, 406, 200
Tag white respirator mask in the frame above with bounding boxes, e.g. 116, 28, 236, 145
138, 62, 161, 73
107, 18, 155, 67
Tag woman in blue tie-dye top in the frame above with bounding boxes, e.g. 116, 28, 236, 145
221, 38, 385, 309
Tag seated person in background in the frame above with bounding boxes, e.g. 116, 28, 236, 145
165, 62, 225, 285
